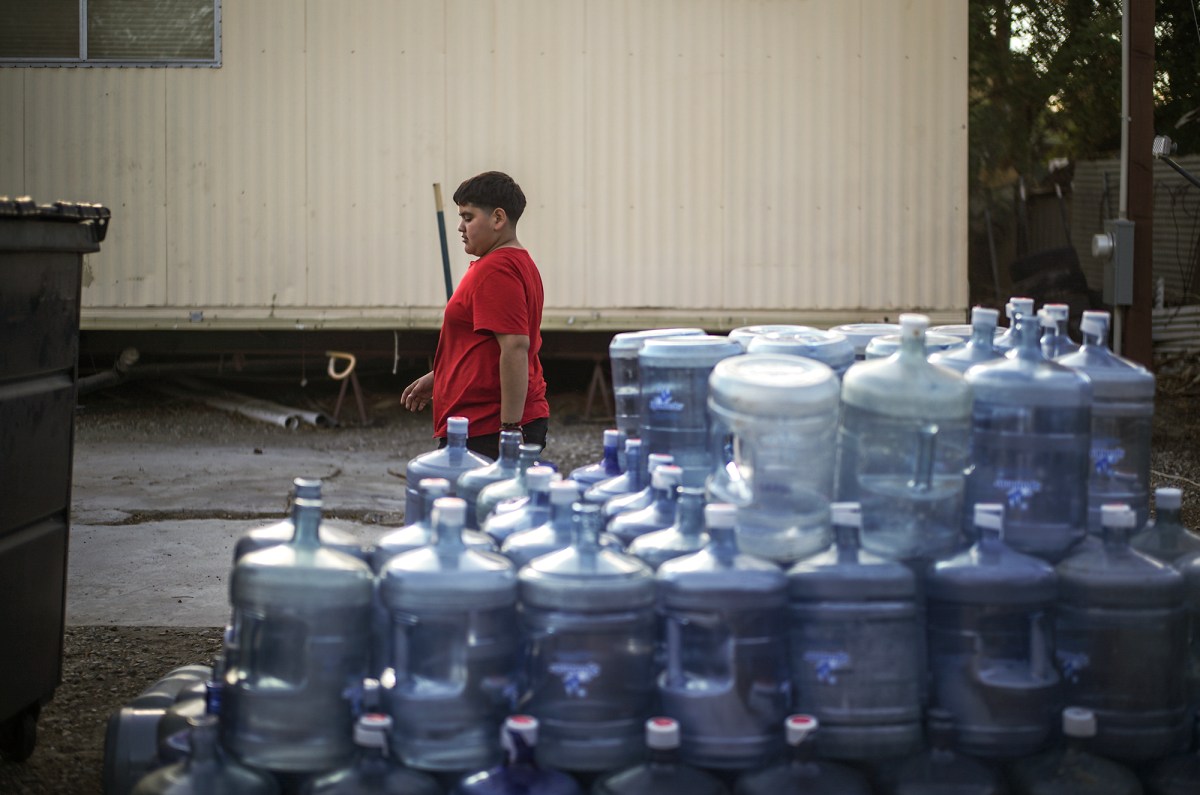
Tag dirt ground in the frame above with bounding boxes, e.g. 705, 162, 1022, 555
3, 360, 1200, 794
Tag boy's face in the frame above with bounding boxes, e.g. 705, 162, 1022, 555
457, 203, 504, 257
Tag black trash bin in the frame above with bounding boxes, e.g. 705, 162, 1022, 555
0, 197, 110, 761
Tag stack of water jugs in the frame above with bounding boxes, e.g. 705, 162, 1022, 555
105, 302, 1200, 794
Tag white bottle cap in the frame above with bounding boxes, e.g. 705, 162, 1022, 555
1101, 503, 1136, 529
705, 503, 738, 530
645, 717, 680, 750
447, 416, 469, 435
526, 466, 555, 491
971, 306, 999, 327
603, 429, 622, 446
1081, 310, 1110, 338
1010, 297, 1035, 317
550, 480, 581, 505
830, 502, 862, 528
1156, 487, 1183, 511
974, 503, 1004, 531
503, 715, 538, 749
652, 465, 683, 490
1062, 707, 1097, 738
1039, 308, 1056, 328
354, 713, 391, 749
1045, 303, 1070, 321
419, 477, 452, 496
430, 497, 466, 526
786, 714, 819, 746
899, 313, 929, 338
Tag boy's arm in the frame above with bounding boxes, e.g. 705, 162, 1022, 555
495, 333, 530, 427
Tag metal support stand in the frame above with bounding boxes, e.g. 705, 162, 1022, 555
327, 351, 369, 426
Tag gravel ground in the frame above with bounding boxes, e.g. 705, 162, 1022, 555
3, 362, 1200, 793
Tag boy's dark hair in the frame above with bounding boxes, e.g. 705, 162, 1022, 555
453, 171, 526, 225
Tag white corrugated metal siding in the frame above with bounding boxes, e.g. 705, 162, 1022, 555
0, 0, 969, 330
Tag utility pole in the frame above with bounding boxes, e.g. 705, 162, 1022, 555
1124, 0, 1154, 366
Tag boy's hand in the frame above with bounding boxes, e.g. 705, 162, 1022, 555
402, 371, 434, 412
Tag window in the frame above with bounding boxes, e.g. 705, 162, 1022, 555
0, 0, 221, 67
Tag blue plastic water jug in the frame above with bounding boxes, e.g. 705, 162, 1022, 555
234, 478, 368, 565
405, 417, 494, 522
381, 497, 520, 772
517, 503, 657, 772
1055, 504, 1188, 761
875, 709, 1006, 795
373, 478, 497, 570
483, 466, 556, 546
829, 322, 901, 361
590, 717, 729, 795
786, 503, 922, 761
1040, 303, 1080, 358
926, 503, 1061, 758
583, 438, 644, 506
568, 429, 624, 489
638, 335, 742, 487
608, 464, 682, 547
609, 328, 706, 438
451, 715, 582, 795
836, 314, 972, 563
864, 331, 965, 360
993, 297, 1035, 353
477, 444, 544, 527
459, 430, 524, 530
964, 311, 1092, 562
132, 715, 279, 795
732, 715, 873, 795
502, 483, 623, 569
223, 488, 373, 773
707, 353, 840, 563
745, 328, 856, 378
297, 713, 442, 795
657, 503, 790, 770
1056, 309, 1155, 533
600, 453, 674, 525
1008, 707, 1143, 795
929, 307, 1002, 374
626, 486, 709, 570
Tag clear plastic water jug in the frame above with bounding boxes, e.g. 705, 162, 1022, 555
477, 443, 544, 527
627, 486, 709, 570
132, 715, 279, 795
657, 503, 790, 770
1054, 504, 1188, 761
451, 715, 582, 795
591, 717, 729, 795
297, 713, 442, 795
502, 483, 623, 569
638, 335, 742, 487
836, 314, 972, 563
609, 328, 705, 438
600, 453, 673, 525
1143, 714, 1200, 795
929, 307, 1002, 375
374, 478, 497, 569
223, 488, 373, 773
483, 466, 556, 546
405, 417, 494, 522
517, 503, 657, 772
234, 478, 368, 565
1056, 310, 1155, 533
864, 331, 965, 360
786, 503, 922, 761
381, 497, 519, 772
727, 324, 810, 351
1133, 488, 1200, 565
829, 323, 901, 361
458, 430, 524, 530
732, 715, 873, 795
964, 311, 1092, 562
568, 430, 624, 488
1040, 303, 1080, 358
608, 464, 682, 547
745, 328, 855, 378
926, 503, 1060, 758
1008, 707, 1144, 795
994, 297, 1035, 353
876, 709, 1006, 795
583, 438, 644, 507
707, 353, 840, 563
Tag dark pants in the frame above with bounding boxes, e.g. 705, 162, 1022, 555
437, 416, 548, 462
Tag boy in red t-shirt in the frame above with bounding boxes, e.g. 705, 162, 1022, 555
401, 171, 549, 460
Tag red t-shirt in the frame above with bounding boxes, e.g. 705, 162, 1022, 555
432, 246, 549, 438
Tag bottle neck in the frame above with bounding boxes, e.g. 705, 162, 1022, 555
291, 498, 322, 549
529, 488, 552, 510
971, 322, 994, 348
433, 519, 467, 555
1157, 506, 1183, 533
648, 747, 681, 769
1014, 315, 1043, 359
549, 501, 574, 536
899, 327, 926, 359
709, 525, 739, 564
834, 523, 861, 563
602, 442, 622, 474
676, 494, 705, 538
654, 482, 678, 515
1103, 523, 1132, 550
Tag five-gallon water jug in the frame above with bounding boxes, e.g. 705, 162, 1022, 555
608, 464, 682, 547
1056, 310, 1155, 532
484, 466, 556, 546
876, 709, 1007, 795
1054, 504, 1188, 761
381, 497, 519, 772
518, 503, 657, 772
733, 715, 873, 795
583, 438, 644, 507
994, 296, 1035, 353
627, 486, 709, 570
836, 314, 972, 563
1009, 707, 1143, 795
298, 713, 442, 795
830, 322, 901, 361
591, 717, 729, 795
503, 483, 623, 569
459, 430, 524, 530
451, 715, 583, 795
1133, 488, 1200, 565
786, 503, 922, 761
865, 331, 965, 360
1040, 303, 1080, 358
610, 328, 706, 438
657, 503, 790, 770
568, 430, 624, 488
234, 478, 368, 565
405, 417, 494, 522
223, 488, 373, 773
727, 324, 810, 351
132, 715, 279, 795
929, 306, 1002, 375
638, 335, 742, 487
374, 479, 497, 570
1143, 714, 1200, 795
926, 503, 1060, 758
707, 353, 840, 563
964, 311, 1092, 562
745, 328, 856, 378
600, 453, 674, 525
477, 443, 544, 527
